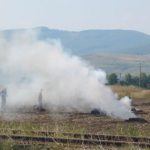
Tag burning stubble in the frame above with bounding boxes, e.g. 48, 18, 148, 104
0, 31, 136, 119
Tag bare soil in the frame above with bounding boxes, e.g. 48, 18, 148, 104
0, 98, 149, 137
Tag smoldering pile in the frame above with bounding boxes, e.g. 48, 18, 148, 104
0, 31, 138, 120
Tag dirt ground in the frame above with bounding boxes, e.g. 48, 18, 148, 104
0, 98, 149, 137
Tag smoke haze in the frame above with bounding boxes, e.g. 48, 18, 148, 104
0, 31, 136, 119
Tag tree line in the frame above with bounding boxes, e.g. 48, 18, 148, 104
107, 72, 150, 89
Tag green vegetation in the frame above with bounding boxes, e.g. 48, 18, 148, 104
107, 73, 118, 85
0, 117, 149, 149
107, 72, 150, 89
0, 142, 149, 150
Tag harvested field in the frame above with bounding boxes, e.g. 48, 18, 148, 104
0, 86, 149, 149
0, 133, 149, 148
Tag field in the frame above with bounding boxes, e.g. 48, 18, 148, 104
82, 53, 150, 75
0, 85, 149, 149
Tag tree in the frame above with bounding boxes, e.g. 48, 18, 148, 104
125, 73, 132, 85
132, 76, 139, 86
107, 73, 118, 85
147, 75, 150, 89
140, 72, 148, 88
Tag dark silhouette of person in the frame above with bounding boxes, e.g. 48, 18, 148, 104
38, 89, 43, 110
1, 88, 7, 111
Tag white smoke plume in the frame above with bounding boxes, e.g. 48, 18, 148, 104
120, 96, 132, 110
0, 31, 136, 119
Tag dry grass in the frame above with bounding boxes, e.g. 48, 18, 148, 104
111, 85, 150, 100
0, 85, 149, 149
0, 116, 149, 149
1, 142, 149, 150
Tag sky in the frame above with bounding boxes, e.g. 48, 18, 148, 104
0, 0, 150, 34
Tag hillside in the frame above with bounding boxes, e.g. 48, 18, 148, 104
1, 27, 150, 55
1, 27, 150, 74
82, 53, 150, 74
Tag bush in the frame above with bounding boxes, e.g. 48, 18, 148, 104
107, 73, 118, 85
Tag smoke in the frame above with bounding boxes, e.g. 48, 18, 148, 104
0, 31, 136, 119
120, 96, 132, 110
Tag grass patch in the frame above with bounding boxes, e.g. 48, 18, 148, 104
111, 85, 150, 100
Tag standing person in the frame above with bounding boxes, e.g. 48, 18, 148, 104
38, 89, 43, 111
1, 88, 7, 111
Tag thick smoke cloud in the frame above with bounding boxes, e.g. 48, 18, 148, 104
0, 31, 136, 119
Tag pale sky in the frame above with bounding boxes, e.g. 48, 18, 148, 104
0, 0, 150, 34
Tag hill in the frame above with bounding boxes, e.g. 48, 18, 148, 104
1, 27, 150, 74
1, 27, 150, 55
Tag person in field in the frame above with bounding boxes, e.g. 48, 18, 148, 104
0, 88, 7, 111
38, 89, 43, 111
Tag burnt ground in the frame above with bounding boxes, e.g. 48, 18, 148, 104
0, 98, 149, 137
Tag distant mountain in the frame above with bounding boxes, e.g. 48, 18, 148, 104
1, 27, 150, 55
1, 27, 150, 74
